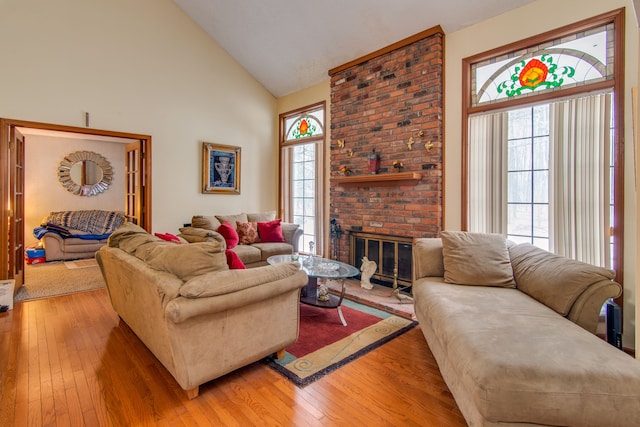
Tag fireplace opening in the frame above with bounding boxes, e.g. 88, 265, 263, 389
349, 231, 412, 289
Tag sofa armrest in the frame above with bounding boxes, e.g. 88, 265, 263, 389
165, 268, 308, 323
281, 223, 302, 252
177, 227, 226, 245
412, 237, 445, 281
567, 280, 622, 334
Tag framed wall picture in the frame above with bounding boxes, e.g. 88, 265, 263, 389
202, 142, 241, 194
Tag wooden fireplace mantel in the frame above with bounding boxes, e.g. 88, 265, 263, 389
331, 171, 421, 187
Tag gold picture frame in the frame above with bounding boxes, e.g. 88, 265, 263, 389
202, 142, 241, 194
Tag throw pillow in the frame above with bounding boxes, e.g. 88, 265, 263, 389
225, 249, 246, 269
216, 213, 248, 228
217, 221, 239, 249
257, 219, 285, 243
441, 231, 516, 288
154, 232, 181, 243
191, 215, 221, 231
247, 211, 277, 222
236, 221, 258, 245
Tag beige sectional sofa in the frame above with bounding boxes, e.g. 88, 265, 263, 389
412, 232, 640, 427
96, 223, 308, 399
177, 211, 303, 268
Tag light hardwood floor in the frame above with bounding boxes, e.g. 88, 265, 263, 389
0, 289, 466, 426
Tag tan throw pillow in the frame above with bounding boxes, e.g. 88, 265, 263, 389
236, 221, 258, 244
247, 211, 277, 222
215, 213, 248, 228
191, 215, 221, 231
144, 241, 228, 281
441, 231, 516, 288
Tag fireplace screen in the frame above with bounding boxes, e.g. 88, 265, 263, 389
349, 231, 412, 287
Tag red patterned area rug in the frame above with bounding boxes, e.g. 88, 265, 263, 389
265, 299, 417, 387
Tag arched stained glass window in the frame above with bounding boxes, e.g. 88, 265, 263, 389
284, 108, 324, 141
471, 24, 613, 107
280, 102, 326, 256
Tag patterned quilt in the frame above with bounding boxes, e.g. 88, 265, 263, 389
41, 210, 126, 236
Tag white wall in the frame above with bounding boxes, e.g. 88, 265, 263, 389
24, 134, 126, 247
444, 0, 638, 349
0, 0, 278, 235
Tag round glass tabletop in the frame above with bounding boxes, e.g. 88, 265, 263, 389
267, 254, 359, 279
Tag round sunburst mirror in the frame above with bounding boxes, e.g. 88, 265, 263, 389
58, 151, 113, 196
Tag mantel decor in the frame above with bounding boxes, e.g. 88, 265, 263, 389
202, 142, 241, 194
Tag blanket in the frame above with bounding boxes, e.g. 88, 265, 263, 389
35, 210, 126, 240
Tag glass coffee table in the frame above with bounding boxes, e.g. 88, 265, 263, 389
267, 254, 359, 326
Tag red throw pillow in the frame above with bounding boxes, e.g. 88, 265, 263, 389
154, 232, 181, 243
225, 249, 246, 269
236, 221, 258, 244
217, 221, 239, 249
257, 219, 285, 243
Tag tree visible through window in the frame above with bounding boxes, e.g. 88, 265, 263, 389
507, 104, 551, 250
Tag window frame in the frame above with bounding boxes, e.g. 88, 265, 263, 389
461, 9, 625, 293
278, 101, 326, 255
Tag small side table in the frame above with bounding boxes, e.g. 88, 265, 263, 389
267, 255, 359, 326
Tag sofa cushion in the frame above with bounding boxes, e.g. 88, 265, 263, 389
236, 221, 258, 244
231, 244, 262, 265
144, 242, 228, 281
216, 213, 248, 228
217, 221, 239, 249
191, 215, 221, 231
247, 211, 276, 222
441, 231, 515, 288
252, 242, 294, 261
179, 262, 300, 298
257, 219, 285, 243
413, 278, 640, 426
509, 243, 616, 316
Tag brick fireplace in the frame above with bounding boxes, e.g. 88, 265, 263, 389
328, 27, 444, 283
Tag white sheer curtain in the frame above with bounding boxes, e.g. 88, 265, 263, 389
549, 93, 611, 267
468, 112, 508, 234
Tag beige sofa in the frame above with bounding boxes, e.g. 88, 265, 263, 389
412, 232, 640, 427
177, 211, 303, 268
96, 223, 308, 399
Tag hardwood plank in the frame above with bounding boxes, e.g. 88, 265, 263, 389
1, 289, 466, 426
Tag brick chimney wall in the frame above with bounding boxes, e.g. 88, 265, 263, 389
329, 32, 444, 263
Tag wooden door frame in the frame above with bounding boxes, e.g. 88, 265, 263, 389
0, 118, 152, 280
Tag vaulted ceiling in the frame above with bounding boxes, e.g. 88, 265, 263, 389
172, 0, 537, 97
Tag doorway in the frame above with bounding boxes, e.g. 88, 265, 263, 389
1, 118, 152, 292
